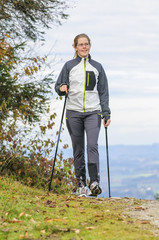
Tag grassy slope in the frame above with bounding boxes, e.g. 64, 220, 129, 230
0, 177, 158, 240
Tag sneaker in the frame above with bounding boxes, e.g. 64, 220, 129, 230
88, 181, 102, 196
78, 186, 87, 197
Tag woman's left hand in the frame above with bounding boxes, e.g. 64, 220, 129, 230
103, 119, 111, 128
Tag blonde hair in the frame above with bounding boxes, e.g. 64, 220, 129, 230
73, 33, 91, 58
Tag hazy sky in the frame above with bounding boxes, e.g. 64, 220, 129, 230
40, 0, 159, 146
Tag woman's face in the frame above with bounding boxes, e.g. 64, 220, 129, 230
75, 37, 91, 58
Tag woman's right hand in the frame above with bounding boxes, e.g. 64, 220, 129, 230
60, 85, 70, 94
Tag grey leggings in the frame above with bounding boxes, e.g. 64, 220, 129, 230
66, 109, 101, 186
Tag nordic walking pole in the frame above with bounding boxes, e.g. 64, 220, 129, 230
49, 94, 68, 191
105, 126, 111, 198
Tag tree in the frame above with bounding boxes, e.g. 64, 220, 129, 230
0, 0, 69, 123
0, 0, 68, 41
0, 1, 77, 192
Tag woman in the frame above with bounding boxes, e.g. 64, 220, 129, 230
55, 33, 111, 197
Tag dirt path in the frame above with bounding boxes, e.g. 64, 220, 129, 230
128, 200, 159, 236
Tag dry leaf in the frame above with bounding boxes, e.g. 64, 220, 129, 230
8, 218, 22, 223
44, 218, 63, 222
95, 214, 104, 218
40, 230, 46, 234
44, 218, 53, 223
40, 195, 46, 199
19, 212, 25, 218
25, 214, 31, 217
85, 226, 95, 230
2, 228, 10, 232
19, 235, 24, 239
105, 210, 110, 212
80, 222, 88, 226
53, 218, 63, 222
19, 232, 28, 239
135, 206, 145, 211
43, 200, 56, 208
117, 216, 124, 221
78, 208, 85, 213
30, 218, 37, 223
137, 220, 150, 224
72, 228, 80, 234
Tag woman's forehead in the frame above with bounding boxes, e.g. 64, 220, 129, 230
77, 37, 89, 43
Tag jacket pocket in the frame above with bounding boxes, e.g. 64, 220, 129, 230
85, 71, 96, 91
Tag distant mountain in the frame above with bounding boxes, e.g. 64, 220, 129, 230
60, 144, 159, 200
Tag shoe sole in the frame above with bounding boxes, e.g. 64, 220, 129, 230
79, 194, 87, 197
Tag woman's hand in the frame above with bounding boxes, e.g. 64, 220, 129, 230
103, 118, 111, 128
60, 85, 70, 94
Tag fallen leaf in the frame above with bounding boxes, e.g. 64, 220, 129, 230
19, 232, 28, 239
105, 210, 110, 212
78, 208, 85, 213
19, 235, 24, 239
40, 195, 46, 199
72, 228, 80, 234
30, 218, 37, 223
95, 214, 104, 217
58, 228, 70, 232
80, 222, 88, 226
43, 200, 56, 208
117, 217, 124, 221
53, 218, 63, 222
59, 209, 67, 215
2, 228, 10, 232
135, 206, 145, 211
44, 218, 63, 222
137, 220, 150, 224
19, 212, 25, 218
25, 214, 31, 217
40, 230, 46, 234
44, 218, 53, 223
7, 218, 22, 223
85, 226, 95, 230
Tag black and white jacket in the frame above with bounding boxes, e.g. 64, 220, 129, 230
55, 55, 111, 117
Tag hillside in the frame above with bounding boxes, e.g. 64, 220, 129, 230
0, 177, 159, 240
62, 144, 159, 199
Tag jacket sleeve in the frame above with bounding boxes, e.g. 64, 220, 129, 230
97, 65, 111, 117
55, 63, 69, 96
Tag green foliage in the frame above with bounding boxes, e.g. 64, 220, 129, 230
0, 113, 77, 193
154, 193, 159, 200
0, 0, 69, 41
0, 35, 52, 123
0, 0, 74, 195
0, 35, 76, 194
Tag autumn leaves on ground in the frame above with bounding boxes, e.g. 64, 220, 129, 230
1, 177, 158, 240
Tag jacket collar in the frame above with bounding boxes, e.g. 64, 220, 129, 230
76, 54, 91, 62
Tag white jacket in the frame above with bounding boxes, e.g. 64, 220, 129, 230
55, 55, 111, 117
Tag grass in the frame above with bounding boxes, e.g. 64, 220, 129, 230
0, 176, 158, 240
